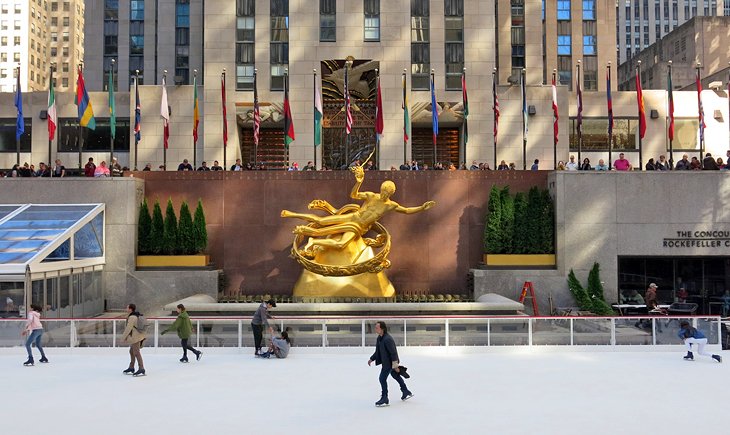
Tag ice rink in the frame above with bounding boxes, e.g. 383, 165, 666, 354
2, 347, 727, 435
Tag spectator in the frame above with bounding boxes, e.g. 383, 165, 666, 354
94, 161, 111, 177
448, 163, 456, 171
29, 164, 36, 176
303, 161, 316, 171
725, 150, 730, 170
566, 155, 578, 171
421, 164, 430, 170
497, 160, 509, 170
390, 165, 397, 171
231, 158, 243, 171
469, 160, 479, 170
508, 163, 516, 170
675, 154, 691, 170
197, 161, 210, 171
613, 153, 632, 171
689, 156, 702, 170
84, 158, 96, 177
594, 159, 609, 171
721, 290, 730, 317
399, 162, 410, 170
716, 157, 724, 169
177, 159, 193, 171
656, 155, 671, 170
530, 159, 539, 171
580, 158, 592, 171
158, 165, 166, 171
645, 158, 656, 171
52, 159, 66, 177
459, 163, 467, 170
36, 162, 51, 177
19, 163, 32, 177
142, 163, 152, 171
289, 162, 299, 171
556, 161, 566, 170
676, 287, 688, 303
110, 157, 123, 176
620, 289, 645, 304
211, 160, 223, 171
702, 153, 719, 170
481, 163, 492, 170
7, 164, 19, 177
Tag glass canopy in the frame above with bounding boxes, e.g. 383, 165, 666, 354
0, 204, 105, 274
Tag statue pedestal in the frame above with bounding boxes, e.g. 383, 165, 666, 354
292, 235, 395, 298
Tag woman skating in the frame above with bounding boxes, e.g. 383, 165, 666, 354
22, 304, 48, 366
161, 304, 202, 363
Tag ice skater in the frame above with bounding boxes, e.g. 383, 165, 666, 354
121, 303, 147, 376
678, 320, 722, 363
22, 304, 48, 366
259, 329, 291, 359
161, 304, 202, 363
252, 299, 276, 356
367, 321, 412, 407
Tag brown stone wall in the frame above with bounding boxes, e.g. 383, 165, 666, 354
133, 170, 548, 296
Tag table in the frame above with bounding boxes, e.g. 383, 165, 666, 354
612, 304, 671, 316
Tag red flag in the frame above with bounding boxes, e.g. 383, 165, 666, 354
345, 67, 353, 135
636, 69, 646, 139
283, 74, 295, 147
222, 74, 228, 147
253, 71, 260, 147
493, 75, 499, 142
375, 75, 383, 139
552, 74, 559, 144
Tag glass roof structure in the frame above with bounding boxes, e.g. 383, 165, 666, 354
0, 204, 105, 275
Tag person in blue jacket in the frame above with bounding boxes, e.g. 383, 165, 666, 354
367, 321, 413, 407
678, 320, 722, 362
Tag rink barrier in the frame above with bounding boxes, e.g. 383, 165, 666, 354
0, 315, 722, 348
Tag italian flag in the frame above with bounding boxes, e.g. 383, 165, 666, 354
314, 74, 322, 147
48, 71, 57, 140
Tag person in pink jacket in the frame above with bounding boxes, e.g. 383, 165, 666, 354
22, 304, 48, 366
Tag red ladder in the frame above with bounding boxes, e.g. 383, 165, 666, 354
518, 281, 540, 316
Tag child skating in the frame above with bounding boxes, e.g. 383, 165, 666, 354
161, 304, 202, 363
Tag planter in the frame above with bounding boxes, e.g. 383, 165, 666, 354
136, 255, 210, 268
484, 254, 555, 267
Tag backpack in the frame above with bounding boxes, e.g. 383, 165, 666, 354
134, 314, 148, 333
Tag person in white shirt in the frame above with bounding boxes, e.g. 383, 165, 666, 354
565, 155, 579, 171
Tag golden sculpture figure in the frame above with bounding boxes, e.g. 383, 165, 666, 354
281, 164, 435, 298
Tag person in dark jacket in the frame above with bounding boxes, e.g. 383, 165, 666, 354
161, 304, 202, 363
252, 299, 276, 356
367, 321, 412, 407
678, 321, 722, 362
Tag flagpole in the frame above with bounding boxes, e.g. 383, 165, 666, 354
668, 60, 673, 168
134, 69, 140, 170
253, 68, 258, 166
402, 69, 407, 166
696, 62, 703, 161
521, 68, 526, 170
493, 68, 497, 169
431, 68, 437, 166
637, 61, 643, 170
375, 68, 380, 165
110, 59, 115, 165
553, 69, 558, 170
79, 62, 84, 171
163, 69, 168, 170
49, 63, 55, 166
577, 60, 582, 166
193, 69, 198, 168
16, 65, 21, 166
222, 68, 227, 170
607, 62, 612, 170
313, 69, 317, 169
285, 68, 290, 168
345, 62, 351, 167
462, 67, 466, 166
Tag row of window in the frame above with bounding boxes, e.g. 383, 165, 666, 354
0, 119, 131, 153
568, 117, 701, 151
553, 0, 597, 20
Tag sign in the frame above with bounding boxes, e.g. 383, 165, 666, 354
663, 230, 730, 248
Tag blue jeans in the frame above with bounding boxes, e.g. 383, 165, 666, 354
25, 329, 46, 359
379, 365, 408, 397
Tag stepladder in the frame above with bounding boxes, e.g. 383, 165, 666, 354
518, 281, 539, 316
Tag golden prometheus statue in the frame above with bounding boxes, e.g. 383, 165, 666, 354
281, 161, 435, 298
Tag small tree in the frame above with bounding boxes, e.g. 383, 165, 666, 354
540, 189, 555, 254
193, 199, 208, 254
137, 198, 152, 255
500, 186, 514, 253
568, 269, 592, 311
525, 187, 542, 254
162, 198, 179, 255
178, 201, 195, 255
484, 185, 502, 254
149, 200, 165, 254
586, 262, 613, 315
512, 192, 528, 254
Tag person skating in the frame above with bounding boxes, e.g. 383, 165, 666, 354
120, 304, 147, 376
678, 320, 722, 363
161, 304, 202, 363
367, 321, 412, 407
259, 329, 291, 359
22, 304, 48, 366
251, 299, 276, 356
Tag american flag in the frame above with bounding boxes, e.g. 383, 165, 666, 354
253, 71, 260, 147
345, 66, 353, 135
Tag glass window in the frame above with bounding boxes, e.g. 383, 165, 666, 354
236, 2, 255, 90
569, 118, 638, 150
411, 0, 430, 90
558, 37, 571, 55
364, 0, 380, 41
673, 119, 699, 150
0, 118, 32, 152
583, 0, 596, 19
557, 0, 571, 19
320, 0, 336, 42
130, 0, 144, 20
58, 118, 131, 152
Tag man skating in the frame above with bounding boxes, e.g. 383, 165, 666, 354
678, 320, 722, 363
367, 321, 412, 407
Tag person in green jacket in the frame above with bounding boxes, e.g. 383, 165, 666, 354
161, 304, 202, 363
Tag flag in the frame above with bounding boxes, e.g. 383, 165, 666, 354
134, 76, 141, 144
193, 74, 199, 144
314, 73, 322, 146
667, 67, 674, 141
15, 70, 24, 140
552, 74, 559, 144
402, 74, 410, 143
161, 75, 170, 149
493, 74, 499, 143
462, 71, 468, 145
75, 66, 96, 130
375, 75, 383, 139
222, 74, 228, 147
283, 74, 295, 148
521, 70, 527, 136
576, 70, 583, 138
607, 68, 614, 139
696, 69, 705, 143
108, 66, 116, 139
345, 66, 353, 134
253, 72, 260, 147
430, 74, 438, 145
636, 68, 646, 139
48, 69, 57, 141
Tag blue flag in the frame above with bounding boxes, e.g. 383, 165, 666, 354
430, 74, 438, 145
15, 71, 24, 140
134, 77, 141, 144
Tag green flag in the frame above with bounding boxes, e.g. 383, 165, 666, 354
108, 68, 116, 139
314, 73, 322, 147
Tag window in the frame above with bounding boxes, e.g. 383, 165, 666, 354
51, 17, 57, 26
51, 2, 58, 12
583, 0, 596, 19
58, 118, 131, 152
583, 21, 596, 55
63, 47, 69, 56
63, 62, 69, 73
0, 54, 5, 62
511, 0, 525, 79
444, 0, 464, 90
320, 0, 336, 42
63, 32, 70, 42
14, 20, 21, 30
176, 0, 191, 84
558, 21, 571, 55
557, 0, 571, 19
51, 32, 58, 42
0, 21, 6, 30
673, 119, 699, 150
236, 0, 255, 90
364, 0, 380, 41
63, 17, 69, 27
0, 118, 32, 152
270, 0, 289, 91
14, 36, 20, 46
130, 0, 144, 20
582, 56, 597, 90
130, 1, 144, 80
411, 0, 430, 90
0, 37, 5, 46
569, 118, 638, 150
51, 47, 57, 57
63, 1, 69, 12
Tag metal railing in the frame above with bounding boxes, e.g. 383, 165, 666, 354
0, 315, 722, 349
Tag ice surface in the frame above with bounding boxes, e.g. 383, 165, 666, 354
2, 347, 727, 435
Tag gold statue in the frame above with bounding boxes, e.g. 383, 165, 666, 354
281, 164, 435, 298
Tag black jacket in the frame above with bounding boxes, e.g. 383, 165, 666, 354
370, 333, 399, 368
